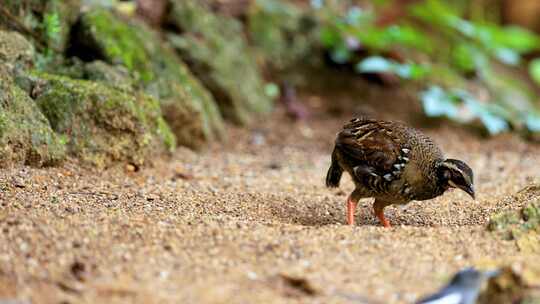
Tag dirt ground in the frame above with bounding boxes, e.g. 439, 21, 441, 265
1, 85, 540, 304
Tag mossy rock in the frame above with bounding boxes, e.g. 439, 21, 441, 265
68, 8, 223, 148
18, 73, 175, 168
1, 0, 81, 52
478, 265, 540, 304
83, 60, 135, 91
488, 199, 540, 234
0, 67, 66, 167
0, 31, 35, 68
488, 185, 540, 252
167, 0, 273, 124
247, 0, 320, 71
47, 58, 134, 91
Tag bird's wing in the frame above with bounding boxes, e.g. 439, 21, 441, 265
336, 118, 409, 177
416, 291, 462, 304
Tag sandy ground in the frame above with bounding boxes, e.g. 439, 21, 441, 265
1, 90, 540, 303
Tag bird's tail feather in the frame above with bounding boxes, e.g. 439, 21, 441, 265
326, 149, 343, 188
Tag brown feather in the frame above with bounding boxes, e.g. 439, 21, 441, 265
330, 118, 445, 204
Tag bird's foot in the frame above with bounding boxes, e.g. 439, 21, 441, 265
373, 201, 391, 228
347, 196, 358, 225
377, 214, 391, 228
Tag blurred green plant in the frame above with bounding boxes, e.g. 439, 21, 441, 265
35, 1, 62, 70
315, 0, 540, 136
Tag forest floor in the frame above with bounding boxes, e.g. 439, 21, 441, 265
1, 82, 540, 304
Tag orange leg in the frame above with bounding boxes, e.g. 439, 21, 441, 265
347, 195, 358, 225
373, 200, 391, 228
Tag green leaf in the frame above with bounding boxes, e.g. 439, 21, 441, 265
264, 83, 280, 99
526, 113, 540, 132
330, 47, 351, 63
457, 90, 510, 134
420, 86, 458, 118
497, 26, 540, 53
384, 25, 433, 53
356, 27, 390, 50
356, 56, 393, 73
529, 58, 540, 85
395, 63, 428, 79
479, 112, 509, 134
452, 44, 477, 72
493, 48, 520, 65
43, 12, 61, 44
346, 6, 366, 25
357, 56, 428, 80
320, 27, 341, 47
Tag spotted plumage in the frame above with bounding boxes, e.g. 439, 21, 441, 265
326, 118, 475, 227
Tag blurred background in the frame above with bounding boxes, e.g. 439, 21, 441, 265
1, 1, 540, 304
2, 0, 540, 168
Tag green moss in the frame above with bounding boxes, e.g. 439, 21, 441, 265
21, 72, 175, 167
521, 198, 539, 229
0, 31, 35, 67
488, 195, 540, 252
479, 266, 540, 304
81, 9, 154, 83
0, 0, 80, 52
156, 118, 176, 152
488, 211, 522, 234
247, 0, 319, 71
0, 68, 66, 167
82, 60, 134, 91
74, 9, 224, 148
168, 0, 273, 124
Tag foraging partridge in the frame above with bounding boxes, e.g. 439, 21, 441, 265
326, 118, 475, 227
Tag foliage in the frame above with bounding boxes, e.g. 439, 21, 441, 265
35, 10, 61, 68
248, 0, 320, 70
316, 0, 540, 135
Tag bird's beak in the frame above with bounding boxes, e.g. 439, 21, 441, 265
459, 184, 475, 200
448, 181, 475, 200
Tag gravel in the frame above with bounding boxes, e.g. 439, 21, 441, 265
1, 109, 539, 304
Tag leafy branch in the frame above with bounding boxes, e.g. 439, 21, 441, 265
315, 0, 540, 135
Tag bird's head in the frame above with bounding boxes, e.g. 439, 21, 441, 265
450, 267, 500, 288
437, 159, 475, 199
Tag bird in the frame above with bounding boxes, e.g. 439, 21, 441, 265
326, 118, 475, 227
416, 267, 500, 304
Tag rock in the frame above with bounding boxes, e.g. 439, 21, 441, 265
48, 59, 135, 91
0, 67, 66, 167
488, 184, 540, 253
1, 0, 81, 52
0, 31, 65, 167
247, 0, 319, 71
18, 72, 176, 168
82, 60, 134, 91
167, 0, 273, 124
0, 30, 35, 68
478, 265, 540, 304
69, 8, 224, 148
